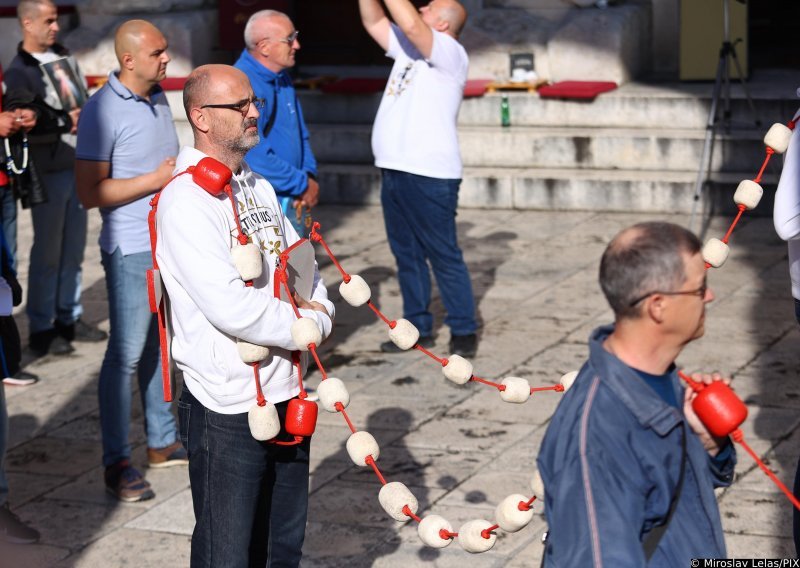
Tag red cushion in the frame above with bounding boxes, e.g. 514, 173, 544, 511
538, 81, 617, 100
464, 79, 492, 98
320, 78, 387, 94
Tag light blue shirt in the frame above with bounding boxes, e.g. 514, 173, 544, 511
76, 72, 179, 255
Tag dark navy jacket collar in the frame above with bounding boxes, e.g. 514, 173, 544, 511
589, 324, 684, 437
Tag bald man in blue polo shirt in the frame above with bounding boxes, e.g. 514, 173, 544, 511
75, 19, 185, 503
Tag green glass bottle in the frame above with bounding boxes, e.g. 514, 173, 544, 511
501, 94, 510, 127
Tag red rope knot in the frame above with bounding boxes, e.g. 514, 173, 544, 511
308, 342, 317, 351
309, 221, 323, 242
388, 320, 397, 329
517, 500, 530, 511
439, 529, 457, 541
256, 396, 266, 406
441, 358, 449, 368
237, 234, 248, 246
554, 384, 565, 393
342, 274, 351, 284
298, 390, 308, 400
766, 147, 775, 156
334, 402, 344, 412
731, 429, 744, 443
498, 384, 507, 392
481, 525, 498, 540
789, 119, 797, 130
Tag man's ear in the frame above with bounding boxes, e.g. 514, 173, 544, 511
121, 52, 134, 71
645, 294, 666, 324
189, 107, 210, 134
435, 20, 450, 33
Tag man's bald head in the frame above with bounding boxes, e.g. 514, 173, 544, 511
243, 9, 292, 51
183, 64, 252, 130
114, 19, 161, 63
437, 0, 467, 37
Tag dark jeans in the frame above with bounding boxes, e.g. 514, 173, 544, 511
179, 388, 310, 568
380, 168, 477, 337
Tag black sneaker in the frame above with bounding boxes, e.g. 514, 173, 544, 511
380, 335, 435, 353
105, 460, 155, 503
28, 329, 55, 358
2, 371, 39, 386
56, 319, 108, 343
449, 333, 477, 358
0, 504, 39, 544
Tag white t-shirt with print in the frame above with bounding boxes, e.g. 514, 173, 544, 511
371, 25, 468, 180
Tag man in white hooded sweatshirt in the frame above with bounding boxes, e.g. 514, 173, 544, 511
155, 64, 334, 567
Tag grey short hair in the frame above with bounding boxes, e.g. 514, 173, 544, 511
599, 221, 701, 319
243, 9, 288, 51
183, 67, 212, 131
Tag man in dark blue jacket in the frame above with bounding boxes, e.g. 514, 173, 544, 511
234, 9, 318, 236
537, 221, 736, 567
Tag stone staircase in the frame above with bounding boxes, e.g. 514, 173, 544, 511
300, 70, 800, 215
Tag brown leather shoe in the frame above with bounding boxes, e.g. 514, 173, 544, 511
147, 441, 189, 469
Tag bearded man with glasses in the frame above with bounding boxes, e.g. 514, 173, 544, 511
537, 221, 737, 567
235, 9, 319, 236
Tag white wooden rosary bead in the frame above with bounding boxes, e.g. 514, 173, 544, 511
458, 519, 497, 553
559, 371, 579, 392
764, 123, 793, 154
236, 339, 269, 363
531, 470, 545, 500
231, 242, 262, 281
378, 481, 418, 522
417, 515, 454, 548
500, 376, 530, 403
346, 431, 380, 466
291, 317, 322, 350
702, 237, 730, 268
248, 402, 281, 441
339, 274, 371, 307
317, 377, 349, 413
733, 180, 763, 210
388, 318, 420, 351
442, 354, 473, 385
495, 493, 534, 533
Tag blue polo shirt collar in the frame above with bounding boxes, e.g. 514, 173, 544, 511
106, 71, 163, 103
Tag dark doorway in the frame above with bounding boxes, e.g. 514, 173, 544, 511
749, 0, 800, 69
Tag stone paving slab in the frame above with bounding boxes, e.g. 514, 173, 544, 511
2, 204, 800, 566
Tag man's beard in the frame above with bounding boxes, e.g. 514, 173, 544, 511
218, 118, 260, 155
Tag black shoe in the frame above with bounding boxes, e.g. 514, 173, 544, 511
56, 319, 108, 343
449, 333, 477, 358
380, 335, 435, 353
2, 371, 39, 386
0, 503, 39, 544
49, 335, 74, 356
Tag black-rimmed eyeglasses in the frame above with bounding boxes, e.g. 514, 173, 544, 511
200, 97, 265, 115
628, 282, 708, 308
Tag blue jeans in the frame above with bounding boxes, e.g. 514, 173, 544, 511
0, 378, 7, 508
98, 248, 177, 466
0, 185, 17, 269
26, 169, 87, 333
380, 169, 476, 337
179, 388, 310, 568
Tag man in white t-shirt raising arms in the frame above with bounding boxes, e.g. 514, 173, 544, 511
359, 0, 478, 358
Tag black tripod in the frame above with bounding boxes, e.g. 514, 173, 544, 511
689, 0, 758, 231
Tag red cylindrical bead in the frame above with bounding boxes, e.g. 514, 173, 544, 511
285, 398, 318, 437
692, 382, 748, 438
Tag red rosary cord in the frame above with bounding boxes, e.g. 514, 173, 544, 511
677, 370, 703, 392
335, 402, 358, 433
522, 495, 536, 509
532, 385, 564, 393
731, 429, 800, 511
280, 275, 302, 319
481, 525, 499, 539
366, 300, 393, 326
402, 505, 421, 523
292, 351, 307, 398
309, 346, 328, 380
416, 344, 446, 365
310, 222, 350, 282
471, 375, 503, 390
224, 186, 248, 245
721, 205, 746, 244
365, 456, 387, 485
252, 362, 266, 406
440, 529, 458, 540
752, 150, 774, 184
